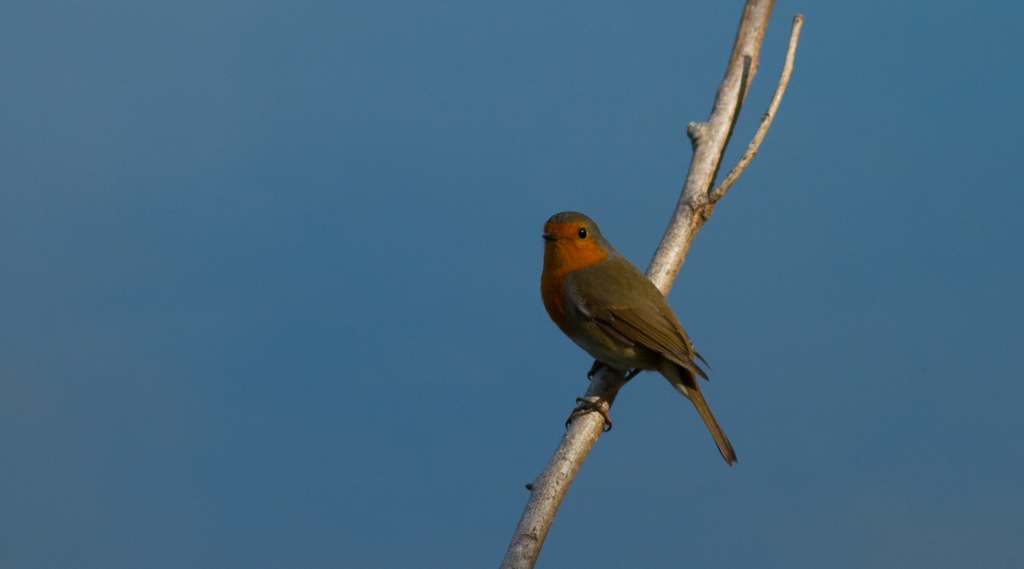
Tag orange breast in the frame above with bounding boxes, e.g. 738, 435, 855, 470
540, 222, 608, 331
541, 266, 570, 331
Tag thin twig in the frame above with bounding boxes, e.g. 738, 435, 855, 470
710, 15, 803, 203
500, 3, 800, 568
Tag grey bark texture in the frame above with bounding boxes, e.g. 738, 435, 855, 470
500, 4, 803, 568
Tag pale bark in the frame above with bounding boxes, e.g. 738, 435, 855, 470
500, 4, 803, 568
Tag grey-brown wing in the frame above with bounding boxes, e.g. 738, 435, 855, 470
566, 259, 708, 380
602, 304, 708, 380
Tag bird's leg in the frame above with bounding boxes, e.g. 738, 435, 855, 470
605, 367, 642, 399
586, 360, 606, 380
566, 368, 642, 431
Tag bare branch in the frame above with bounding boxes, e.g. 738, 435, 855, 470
500, 3, 800, 568
646, 0, 776, 293
499, 405, 609, 566
710, 14, 804, 203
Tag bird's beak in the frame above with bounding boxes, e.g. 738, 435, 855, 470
542, 232, 557, 241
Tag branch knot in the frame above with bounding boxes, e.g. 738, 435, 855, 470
687, 121, 705, 148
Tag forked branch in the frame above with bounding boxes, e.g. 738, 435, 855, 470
500, 4, 802, 568
711, 15, 803, 203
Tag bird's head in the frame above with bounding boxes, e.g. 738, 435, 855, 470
542, 211, 611, 274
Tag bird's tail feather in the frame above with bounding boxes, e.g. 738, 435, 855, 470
662, 364, 737, 466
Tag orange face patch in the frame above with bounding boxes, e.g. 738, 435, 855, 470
540, 221, 608, 330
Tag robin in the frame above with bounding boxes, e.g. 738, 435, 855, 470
540, 211, 736, 465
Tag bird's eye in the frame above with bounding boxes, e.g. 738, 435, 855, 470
578, 227, 588, 239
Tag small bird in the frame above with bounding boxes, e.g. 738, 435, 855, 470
540, 211, 736, 465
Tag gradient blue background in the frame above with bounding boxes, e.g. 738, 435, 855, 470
1, 1, 1021, 567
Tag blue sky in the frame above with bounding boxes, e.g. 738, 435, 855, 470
1, 1, 1022, 568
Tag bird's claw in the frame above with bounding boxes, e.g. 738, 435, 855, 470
586, 360, 605, 381
565, 396, 613, 432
